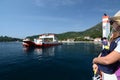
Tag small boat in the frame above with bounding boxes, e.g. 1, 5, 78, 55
23, 33, 62, 48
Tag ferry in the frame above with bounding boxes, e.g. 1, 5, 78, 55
23, 33, 62, 48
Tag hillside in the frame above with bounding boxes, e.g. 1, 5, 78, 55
26, 22, 102, 41
0, 36, 22, 42
82, 22, 102, 38
56, 22, 102, 40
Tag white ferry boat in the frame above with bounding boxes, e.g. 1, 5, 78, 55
23, 33, 62, 47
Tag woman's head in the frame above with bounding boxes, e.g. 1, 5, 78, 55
109, 11, 120, 41
110, 11, 120, 31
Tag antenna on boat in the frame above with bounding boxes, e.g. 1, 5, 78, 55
102, 13, 110, 39
101, 13, 110, 49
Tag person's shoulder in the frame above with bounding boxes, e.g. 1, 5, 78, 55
115, 37, 120, 43
115, 37, 120, 50
117, 41, 120, 45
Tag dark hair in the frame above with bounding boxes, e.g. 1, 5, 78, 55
101, 37, 107, 41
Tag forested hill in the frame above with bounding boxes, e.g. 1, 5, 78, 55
0, 36, 22, 42
26, 22, 103, 41
81, 22, 102, 38
56, 22, 102, 40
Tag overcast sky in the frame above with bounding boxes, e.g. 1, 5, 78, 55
0, 0, 120, 38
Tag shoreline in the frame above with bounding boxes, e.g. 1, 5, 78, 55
61, 41, 101, 44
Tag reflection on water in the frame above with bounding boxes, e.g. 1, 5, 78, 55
23, 47, 55, 57
0, 42, 102, 80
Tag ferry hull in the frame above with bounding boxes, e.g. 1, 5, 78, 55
23, 41, 62, 48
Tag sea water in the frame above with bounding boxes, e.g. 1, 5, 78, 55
0, 42, 101, 80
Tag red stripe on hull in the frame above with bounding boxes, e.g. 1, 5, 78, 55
23, 41, 62, 48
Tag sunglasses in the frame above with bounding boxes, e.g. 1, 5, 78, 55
110, 20, 116, 25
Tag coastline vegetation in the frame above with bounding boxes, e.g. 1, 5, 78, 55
0, 36, 22, 42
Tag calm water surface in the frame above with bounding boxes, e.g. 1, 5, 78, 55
0, 42, 101, 80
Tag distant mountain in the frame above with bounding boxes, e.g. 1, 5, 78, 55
81, 22, 102, 38
26, 22, 103, 41
0, 36, 22, 42
56, 22, 102, 40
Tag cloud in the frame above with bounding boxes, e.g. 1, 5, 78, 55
34, 0, 83, 7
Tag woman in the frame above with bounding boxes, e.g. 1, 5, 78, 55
92, 11, 120, 80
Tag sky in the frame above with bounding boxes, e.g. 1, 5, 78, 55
0, 0, 120, 38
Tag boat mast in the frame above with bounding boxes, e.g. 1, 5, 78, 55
102, 13, 110, 39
